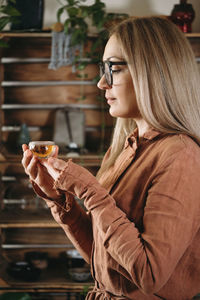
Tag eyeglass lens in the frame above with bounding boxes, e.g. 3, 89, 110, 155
99, 61, 127, 87
104, 62, 112, 86
99, 62, 112, 87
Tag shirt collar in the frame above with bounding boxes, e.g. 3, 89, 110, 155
143, 128, 161, 140
125, 128, 162, 150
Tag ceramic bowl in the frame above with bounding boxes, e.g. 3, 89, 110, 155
66, 249, 82, 259
7, 261, 41, 281
25, 251, 48, 269
68, 267, 92, 282
65, 249, 85, 268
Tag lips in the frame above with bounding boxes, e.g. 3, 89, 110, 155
106, 97, 116, 105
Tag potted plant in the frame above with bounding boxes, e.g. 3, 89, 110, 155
0, 0, 20, 46
50, 0, 128, 71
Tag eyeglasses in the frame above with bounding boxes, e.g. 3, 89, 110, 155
99, 61, 127, 87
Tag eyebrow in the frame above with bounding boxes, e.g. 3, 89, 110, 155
103, 56, 124, 61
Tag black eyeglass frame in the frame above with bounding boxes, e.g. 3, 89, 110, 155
99, 61, 127, 87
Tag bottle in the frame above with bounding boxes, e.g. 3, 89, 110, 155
16, 123, 30, 152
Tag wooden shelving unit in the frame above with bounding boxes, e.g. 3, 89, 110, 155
0, 31, 105, 297
0, 31, 199, 297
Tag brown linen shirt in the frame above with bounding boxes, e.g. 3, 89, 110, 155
53, 129, 200, 300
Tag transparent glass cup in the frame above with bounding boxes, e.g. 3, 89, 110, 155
28, 141, 56, 159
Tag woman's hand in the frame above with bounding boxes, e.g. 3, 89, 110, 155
21, 144, 61, 200
40, 156, 68, 182
22, 145, 77, 226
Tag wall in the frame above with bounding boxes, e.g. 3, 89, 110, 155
44, 0, 200, 32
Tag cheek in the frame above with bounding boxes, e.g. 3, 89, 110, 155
121, 84, 139, 117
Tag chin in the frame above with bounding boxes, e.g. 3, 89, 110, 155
109, 108, 121, 118
109, 109, 128, 118
109, 111, 119, 118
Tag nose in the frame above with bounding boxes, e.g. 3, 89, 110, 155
97, 75, 111, 90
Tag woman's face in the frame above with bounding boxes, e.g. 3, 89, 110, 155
97, 35, 141, 119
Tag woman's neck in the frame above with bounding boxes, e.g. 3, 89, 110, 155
134, 118, 151, 139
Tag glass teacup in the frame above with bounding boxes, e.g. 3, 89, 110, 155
28, 141, 56, 159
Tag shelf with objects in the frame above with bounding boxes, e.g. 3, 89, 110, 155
0, 195, 94, 293
0, 31, 114, 295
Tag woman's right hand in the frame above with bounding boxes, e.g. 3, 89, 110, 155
22, 145, 76, 225
21, 144, 61, 201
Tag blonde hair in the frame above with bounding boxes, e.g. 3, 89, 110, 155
97, 16, 200, 178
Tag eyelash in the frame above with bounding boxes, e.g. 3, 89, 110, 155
112, 69, 121, 74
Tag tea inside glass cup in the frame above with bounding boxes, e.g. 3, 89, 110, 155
28, 141, 56, 159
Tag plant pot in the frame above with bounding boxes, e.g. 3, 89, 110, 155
9, 0, 44, 30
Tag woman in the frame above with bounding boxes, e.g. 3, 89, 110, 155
22, 17, 200, 299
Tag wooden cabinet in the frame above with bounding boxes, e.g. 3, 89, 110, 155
0, 32, 112, 297
0, 32, 199, 297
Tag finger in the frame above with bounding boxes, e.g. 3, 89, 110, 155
22, 144, 28, 152
35, 164, 60, 198
52, 145, 59, 158
39, 159, 60, 180
34, 163, 48, 187
26, 156, 39, 180
21, 149, 33, 173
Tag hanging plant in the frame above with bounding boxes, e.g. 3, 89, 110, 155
0, 0, 21, 47
56, 0, 108, 58
49, 0, 128, 70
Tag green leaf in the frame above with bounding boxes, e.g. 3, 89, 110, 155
71, 28, 86, 45
0, 16, 10, 30
93, 75, 101, 84
0, 292, 32, 300
76, 18, 87, 31
56, 6, 66, 22
80, 285, 90, 296
79, 6, 89, 18
1, 5, 21, 16
0, 39, 9, 47
76, 95, 86, 101
77, 61, 87, 70
77, 73, 88, 79
64, 18, 72, 34
67, 6, 78, 17
67, 0, 76, 5
8, 0, 17, 4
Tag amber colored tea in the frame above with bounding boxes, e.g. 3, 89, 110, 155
29, 141, 55, 158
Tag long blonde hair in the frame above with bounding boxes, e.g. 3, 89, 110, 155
97, 16, 200, 177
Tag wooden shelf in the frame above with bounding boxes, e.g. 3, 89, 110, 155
0, 30, 200, 38
0, 31, 99, 39
0, 31, 52, 38
0, 152, 103, 167
0, 210, 58, 228
185, 33, 200, 37
0, 258, 94, 292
